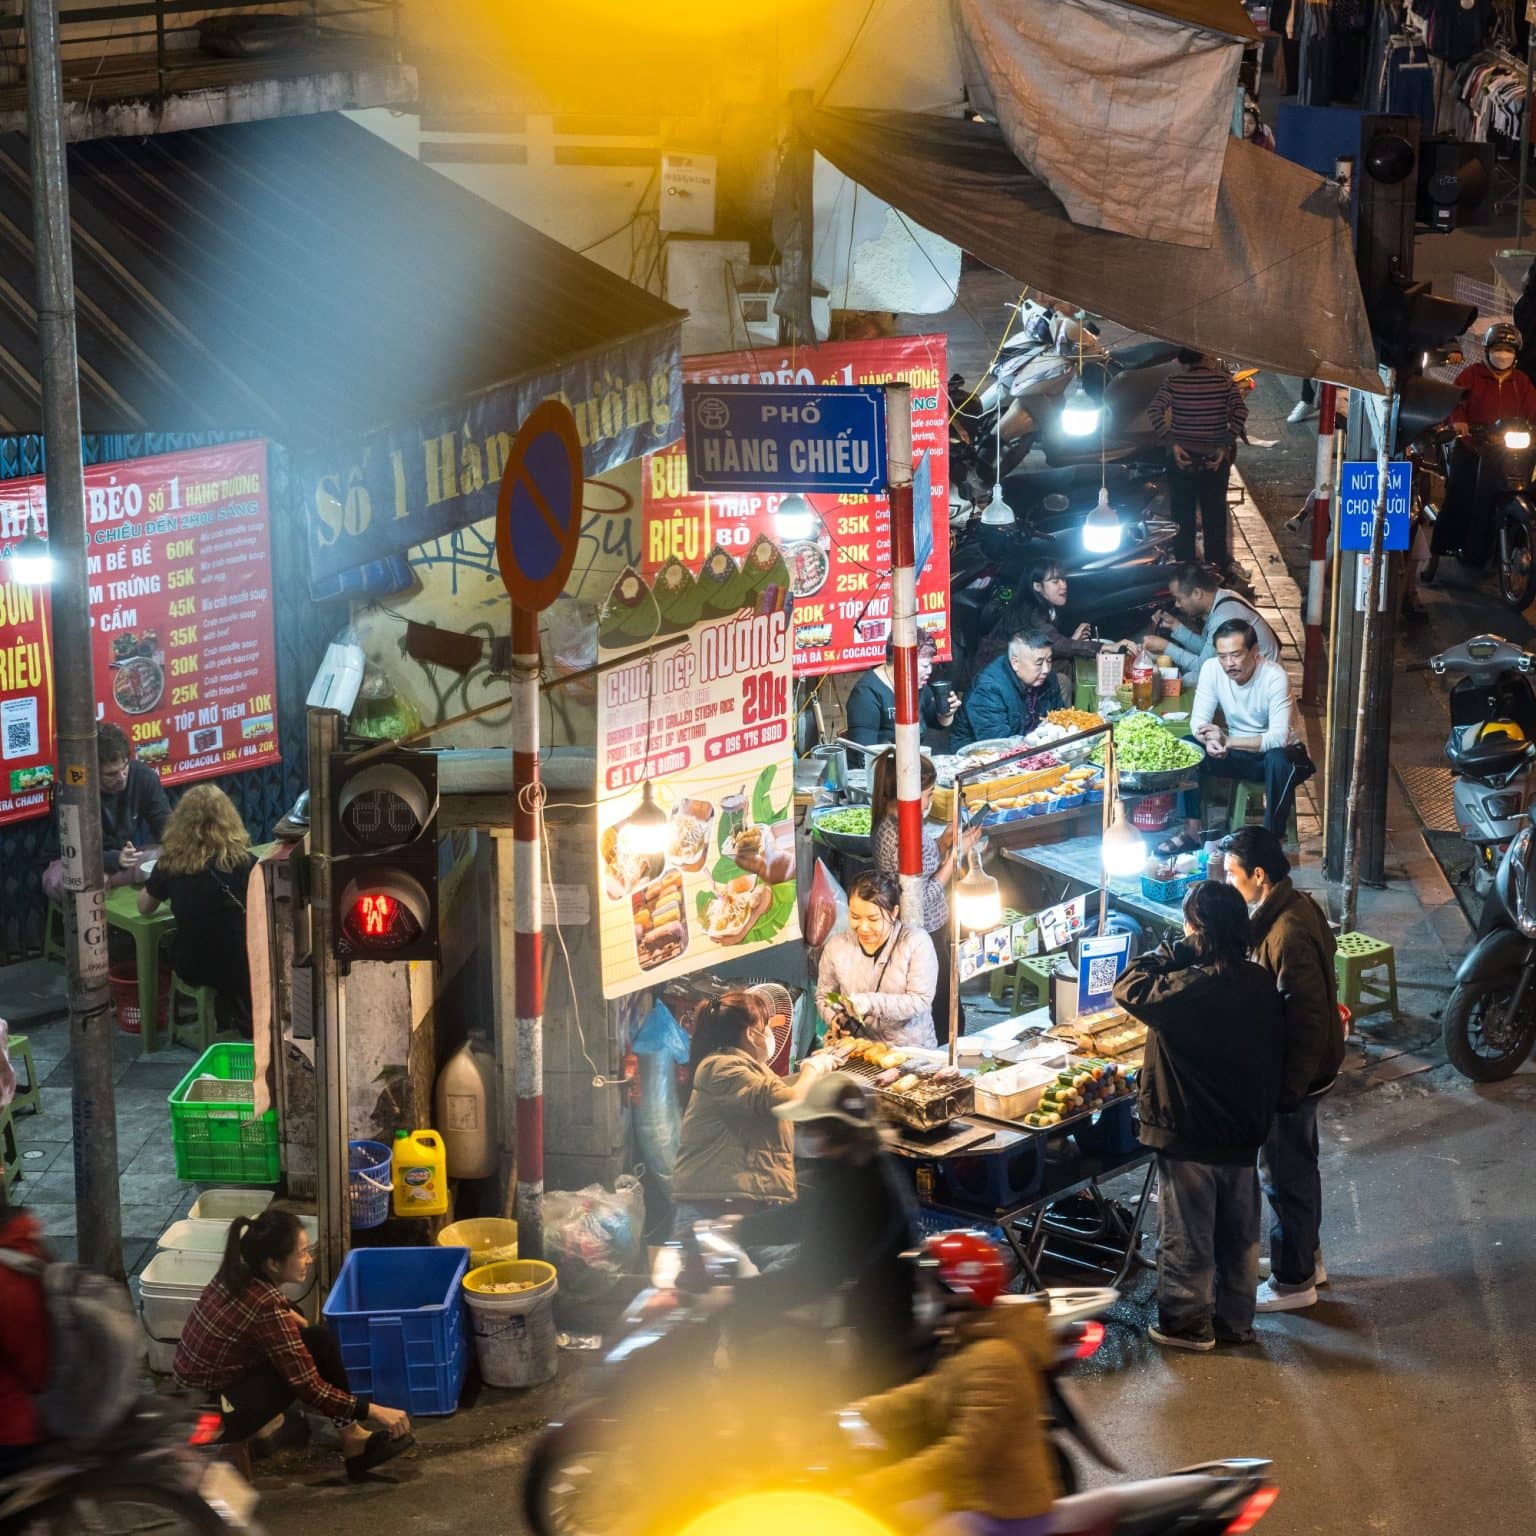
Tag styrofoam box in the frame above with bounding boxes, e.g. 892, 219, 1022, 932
188, 1189, 274, 1223
158, 1215, 317, 1256
974, 1061, 1062, 1121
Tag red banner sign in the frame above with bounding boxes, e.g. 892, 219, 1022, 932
641, 335, 950, 677
0, 441, 280, 827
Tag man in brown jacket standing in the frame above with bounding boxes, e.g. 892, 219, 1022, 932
1224, 828, 1344, 1314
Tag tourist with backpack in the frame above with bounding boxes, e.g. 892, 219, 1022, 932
175, 1210, 413, 1479
0, 1206, 49, 1476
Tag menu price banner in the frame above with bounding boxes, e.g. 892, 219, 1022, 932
596, 561, 800, 999
0, 441, 280, 826
641, 335, 951, 678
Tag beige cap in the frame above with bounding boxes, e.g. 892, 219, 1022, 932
773, 1070, 873, 1128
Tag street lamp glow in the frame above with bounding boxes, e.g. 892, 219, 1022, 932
775, 493, 817, 541
1060, 378, 1100, 437
9, 515, 53, 585
1082, 487, 1122, 554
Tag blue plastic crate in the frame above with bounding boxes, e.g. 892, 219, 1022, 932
933, 1127, 1044, 1211
1072, 1099, 1140, 1159
914, 1205, 1009, 1248
323, 1246, 470, 1416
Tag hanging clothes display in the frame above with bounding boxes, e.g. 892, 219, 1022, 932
1454, 48, 1527, 141
1297, 0, 1335, 104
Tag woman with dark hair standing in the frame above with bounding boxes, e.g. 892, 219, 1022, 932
816, 871, 939, 1048
174, 1210, 412, 1477
1113, 881, 1286, 1352
670, 993, 822, 1235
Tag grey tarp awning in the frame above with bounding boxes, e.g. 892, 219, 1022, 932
795, 101, 1383, 393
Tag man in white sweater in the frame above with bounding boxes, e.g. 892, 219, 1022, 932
1163, 618, 1314, 851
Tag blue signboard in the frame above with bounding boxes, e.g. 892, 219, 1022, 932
1078, 932, 1132, 1015
1338, 461, 1411, 552
913, 448, 933, 576
681, 383, 887, 494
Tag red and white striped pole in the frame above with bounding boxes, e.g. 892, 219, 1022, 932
1302, 382, 1338, 708
511, 603, 545, 1261
884, 384, 924, 927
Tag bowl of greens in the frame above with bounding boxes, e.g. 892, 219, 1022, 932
810, 803, 875, 855
1088, 711, 1205, 790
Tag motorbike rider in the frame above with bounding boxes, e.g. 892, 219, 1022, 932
844, 1232, 1059, 1535
0, 1205, 49, 1478
1426, 322, 1536, 581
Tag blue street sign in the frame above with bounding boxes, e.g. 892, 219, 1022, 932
682, 383, 887, 494
913, 448, 933, 576
1338, 461, 1411, 552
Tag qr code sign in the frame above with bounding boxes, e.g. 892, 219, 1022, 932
1086, 956, 1119, 996
1, 697, 38, 761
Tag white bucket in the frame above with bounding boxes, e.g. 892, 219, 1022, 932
139, 1249, 221, 1375
462, 1261, 559, 1389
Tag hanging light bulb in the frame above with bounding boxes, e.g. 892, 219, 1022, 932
775, 493, 817, 542
1083, 486, 1122, 555
1060, 377, 1100, 437
1102, 799, 1147, 877
623, 783, 669, 857
8, 514, 52, 585
979, 483, 1014, 526
955, 844, 1003, 932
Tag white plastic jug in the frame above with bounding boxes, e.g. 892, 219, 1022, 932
435, 1035, 498, 1179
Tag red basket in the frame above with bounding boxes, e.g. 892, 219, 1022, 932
108, 965, 169, 1035
1131, 793, 1177, 831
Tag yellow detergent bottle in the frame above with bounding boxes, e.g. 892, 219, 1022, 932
391, 1129, 448, 1217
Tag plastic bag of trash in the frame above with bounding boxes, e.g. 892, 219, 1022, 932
543, 1175, 646, 1299
801, 858, 847, 949
630, 1000, 690, 1188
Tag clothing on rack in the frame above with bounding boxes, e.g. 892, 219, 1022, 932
1454, 48, 1528, 142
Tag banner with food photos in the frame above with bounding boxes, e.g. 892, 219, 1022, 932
595, 541, 800, 999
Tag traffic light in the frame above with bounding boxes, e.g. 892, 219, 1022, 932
328, 748, 440, 962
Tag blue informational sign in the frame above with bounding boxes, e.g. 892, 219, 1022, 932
1077, 932, 1132, 1015
681, 383, 887, 494
913, 448, 933, 576
1337, 461, 1412, 552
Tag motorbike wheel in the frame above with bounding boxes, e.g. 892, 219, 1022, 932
524, 1426, 641, 1536
24, 1478, 235, 1534
1498, 517, 1536, 609
1442, 979, 1536, 1082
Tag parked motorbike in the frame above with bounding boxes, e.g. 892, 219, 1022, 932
521, 1224, 1122, 1536
1408, 634, 1536, 898
0, 1397, 259, 1533
1440, 806, 1536, 1080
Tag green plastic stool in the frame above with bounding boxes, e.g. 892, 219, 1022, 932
1203, 780, 1300, 851
42, 901, 65, 964
1335, 932, 1399, 1022
0, 1106, 18, 1198
169, 973, 222, 1054
6, 1034, 39, 1116
1014, 953, 1056, 1010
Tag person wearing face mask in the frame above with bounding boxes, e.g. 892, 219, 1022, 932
816, 871, 939, 1048
949, 629, 1064, 748
1223, 828, 1342, 1317
734, 1073, 921, 1395
1425, 322, 1536, 581
671, 993, 825, 1236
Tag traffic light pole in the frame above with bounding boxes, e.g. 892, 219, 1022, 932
25, 0, 122, 1278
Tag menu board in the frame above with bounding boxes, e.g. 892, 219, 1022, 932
595, 551, 800, 999
641, 335, 951, 678
0, 441, 280, 827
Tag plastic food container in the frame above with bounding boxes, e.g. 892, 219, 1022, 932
973, 1060, 1061, 1121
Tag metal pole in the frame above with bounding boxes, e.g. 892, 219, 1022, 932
884, 383, 923, 930
1518, 26, 1535, 246
1098, 731, 1115, 938
511, 604, 544, 1261
308, 708, 348, 1288
947, 779, 960, 1071
1302, 383, 1338, 707
1341, 370, 1396, 932
25, 0, 121, 1279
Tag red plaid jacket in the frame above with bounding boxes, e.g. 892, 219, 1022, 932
174, 1276, 363, 1421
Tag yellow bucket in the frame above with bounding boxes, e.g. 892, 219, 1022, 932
462, 1258, 557, 1298
437, 1218, 520, 1269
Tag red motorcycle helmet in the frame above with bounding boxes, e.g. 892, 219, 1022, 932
920, 1231, 1009, 1310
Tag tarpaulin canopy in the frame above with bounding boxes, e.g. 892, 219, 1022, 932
794, 100, 1383, 393
956, 0, 1251, 247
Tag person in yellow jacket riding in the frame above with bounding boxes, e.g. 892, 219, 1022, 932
846, 1231, 1058, 1535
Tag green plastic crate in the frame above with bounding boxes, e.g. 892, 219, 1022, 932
168, 1042, 279, 1186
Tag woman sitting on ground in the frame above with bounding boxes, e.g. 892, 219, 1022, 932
174, 1210, 413, 1479
138, 784, 258, 1036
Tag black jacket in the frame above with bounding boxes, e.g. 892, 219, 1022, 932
737, 1148, 921, 1393
51, 760, 171, 873
844, 669, 945, 746
949, 655, 1064, 748
1114, 941, 1286, 1165
1248, 878, 1343, 1106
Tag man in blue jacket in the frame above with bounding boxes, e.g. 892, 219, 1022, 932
951, 630, 1063, 747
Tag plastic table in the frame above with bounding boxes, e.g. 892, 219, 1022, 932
1002, 834, 1187, 934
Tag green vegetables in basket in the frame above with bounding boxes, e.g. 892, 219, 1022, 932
816, 806, 872, 837
1089, 713, 1202, 772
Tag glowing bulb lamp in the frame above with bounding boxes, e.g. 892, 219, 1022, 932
625, 783, 669, 856
956, 845, 1003, 932
1102, 800, 1147, 877
1060, 378, 1101, 437
1082, 486, 1122, 554
979, 483, 1015, 526
9, 515, 52, 585
775, 493, 817, 541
